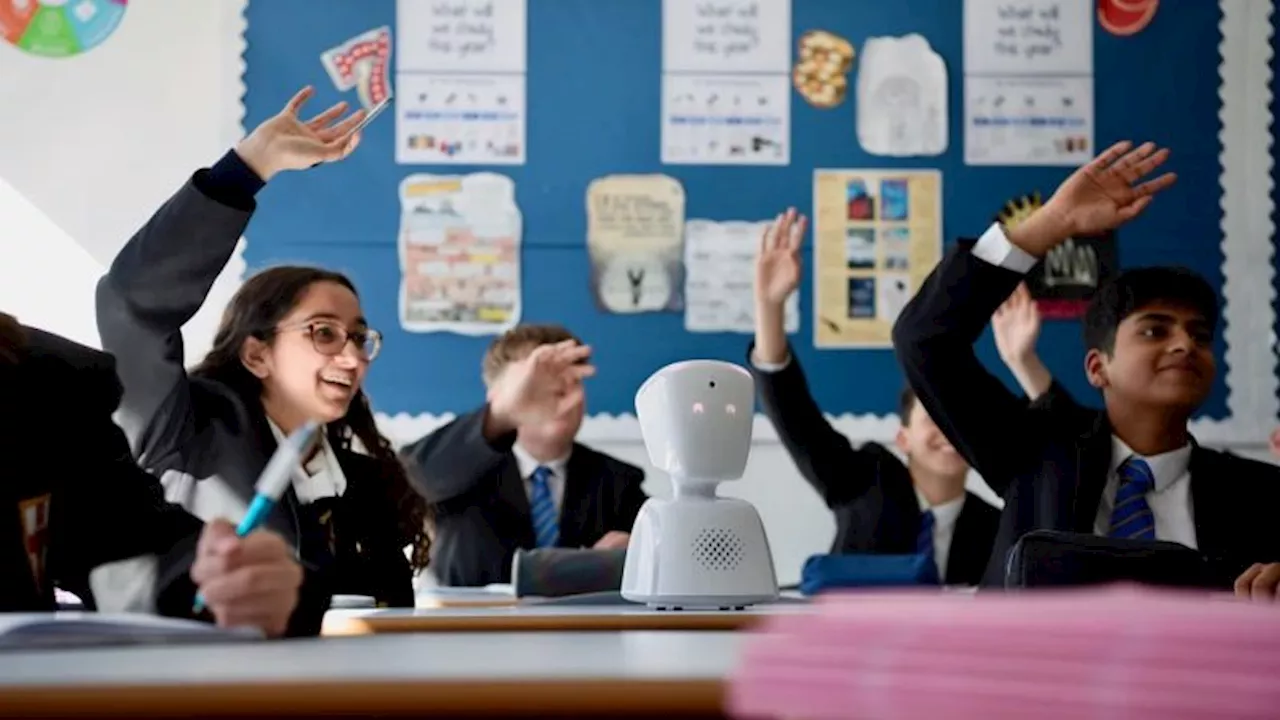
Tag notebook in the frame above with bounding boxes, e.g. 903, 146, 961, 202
728, 585, 1280, 718
0, 613, 263, 651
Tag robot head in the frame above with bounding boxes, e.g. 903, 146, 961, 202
634, 360, 754, 485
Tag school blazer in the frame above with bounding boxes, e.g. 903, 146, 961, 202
401, 408, 649, 587
892, 241, 1280, 586
0, 325, 204, 614
747, 344, 1000, 586
95, 155, 414, 622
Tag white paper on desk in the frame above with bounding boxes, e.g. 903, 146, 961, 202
683, 219, 799, 334
0, 613, 260, 651
963, 0, 1092, 76
856, 34, 947, 157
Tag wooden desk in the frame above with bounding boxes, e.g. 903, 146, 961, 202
0, 630, 740, 718
324, 601, 810, 635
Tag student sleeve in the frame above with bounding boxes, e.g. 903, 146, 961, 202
51, 360, 205, 606
94, 151, 263, 459
400, 406, 516, 506
748, 342, 888, 509
891, 224, 1045, 496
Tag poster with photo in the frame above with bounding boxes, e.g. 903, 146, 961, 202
585, 174, 687, 313
812, 169, 942, 348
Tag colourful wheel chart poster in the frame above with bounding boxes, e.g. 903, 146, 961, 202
1, 0, 126, 58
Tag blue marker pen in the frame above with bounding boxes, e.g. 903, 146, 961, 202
192, 421, 320, 614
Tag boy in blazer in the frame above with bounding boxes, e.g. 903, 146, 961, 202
749, 212, 1054, 585
402, 325, 648, 586
892, 140, 1280, 597
0, 315, 308, 636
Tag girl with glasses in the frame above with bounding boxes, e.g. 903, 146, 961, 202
96, 87, 430, 623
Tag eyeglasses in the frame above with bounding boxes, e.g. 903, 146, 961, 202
276, 320, 382, 361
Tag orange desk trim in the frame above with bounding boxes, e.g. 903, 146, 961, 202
0, 678, 726, 718
323, 610, 769, 636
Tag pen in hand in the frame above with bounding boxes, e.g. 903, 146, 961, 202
192, 421, 320, 615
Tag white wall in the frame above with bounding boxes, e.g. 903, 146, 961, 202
0, 0, 246, 360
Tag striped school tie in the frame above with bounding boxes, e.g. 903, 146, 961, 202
1109, 456, 1157, 541
529, 466, 559, 548
916, 510, 936, 557
917, 510, 940, 584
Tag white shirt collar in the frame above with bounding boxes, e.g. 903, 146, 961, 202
266, 418, 348, 503
915, 489, 966, 528
511, 442, 571, 481
1109, 436, 1192, 493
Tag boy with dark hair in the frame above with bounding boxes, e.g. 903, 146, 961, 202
893, 140, 1280, 597
402, 324, 648, 587
749, 210, 1055, 586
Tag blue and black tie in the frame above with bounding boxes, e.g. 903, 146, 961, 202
529, 465, 559, 548
1109, 456, 1157, 541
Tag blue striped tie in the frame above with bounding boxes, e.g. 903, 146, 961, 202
916, 510, 936, 557
529, 466, 559, 548
916, 510, 940, 584
1109, 457, 1156, 541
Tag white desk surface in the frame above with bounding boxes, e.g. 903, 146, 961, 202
0, 630, 741, 717
324, 600, 809, 634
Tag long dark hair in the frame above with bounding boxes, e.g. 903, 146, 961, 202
191, 267, 431, 571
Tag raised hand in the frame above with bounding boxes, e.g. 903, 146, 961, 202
487, 340, 596, 431
235, 86, 367, 182
992, 283, 1041, 366
991, 283, 1054, 400
190, 520, 302, 637
755, 208, 806, 308
1047, 140, 1177, 237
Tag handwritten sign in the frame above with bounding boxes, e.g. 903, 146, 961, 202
663, 0, 790, 73
397, 0, 526, 73
963, 0, 1091, 76
586, 175, 687, 314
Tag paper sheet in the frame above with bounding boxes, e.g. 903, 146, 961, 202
396, 0, 527, 165
397, 173, 522, 334
661, 0, 791, 73
396, 0, 526, 73
856, 34, 947, 157
684, 219, 799, 334
964, 75, 1093, 166
585, 175, 686, 314
660, 0, 792, 166
963, 0, 1093, 76
963, 0, 1094, 166
812, 169, 942, 349
395, 74, 525, 164
661, 74, 790, 165
320, 27, 394, 109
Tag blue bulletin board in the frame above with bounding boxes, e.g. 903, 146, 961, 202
238, 0, 1264, 435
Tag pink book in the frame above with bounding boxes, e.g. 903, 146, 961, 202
727, 585, 1280, 719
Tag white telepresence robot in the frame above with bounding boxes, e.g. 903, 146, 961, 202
621, 360, 779, 610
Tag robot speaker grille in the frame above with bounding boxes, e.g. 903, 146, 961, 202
692, 527, 745, 571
